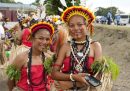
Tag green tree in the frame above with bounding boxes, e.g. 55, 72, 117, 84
95, 7, 118, 18
31, 0, 40, 6
95, 7, 106, 16
43, 0, 80, 15
0, 0, 15, 3
107, 7, 117, 18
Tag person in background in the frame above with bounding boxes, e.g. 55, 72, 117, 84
50, 21, 68, 57
21, 28, 32, 47
7, 22, 55, 91
51, 6, 102, 91
115, 15, 120, 25
2, 17, 10, 31
0, 12, 5, 40
0, 12, 6, 64
107, 11, 113, 25
9, 27, 32, 62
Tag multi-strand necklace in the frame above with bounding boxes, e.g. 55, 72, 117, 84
70, 36, 90, 73
27, 48, 46, 91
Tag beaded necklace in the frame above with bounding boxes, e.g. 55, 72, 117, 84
70, 36, 90, 73
74, 40, 86, 45
27, 48, 46, 91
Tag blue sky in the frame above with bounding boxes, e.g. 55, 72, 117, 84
14, 0, 130, 14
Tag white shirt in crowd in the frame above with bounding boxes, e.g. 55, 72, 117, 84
0, 24, 5, 39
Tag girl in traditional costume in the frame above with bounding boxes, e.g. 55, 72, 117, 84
9, 26, 32, 63
51, 6, 102, 91
7, 22, 55, 91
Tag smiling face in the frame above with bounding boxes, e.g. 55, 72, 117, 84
68, 15, 88, 41
32, 29, 51, 52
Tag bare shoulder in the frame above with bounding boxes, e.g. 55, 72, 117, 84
60, 42, 70, 51
11, 50, 29, 69
91, 41, 102, 59
91, 41, 102, 49
58, 42, 70, 56
56, 43, 70, 64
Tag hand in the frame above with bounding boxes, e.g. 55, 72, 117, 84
44, 50, 55, 58
54, 81, 61, 89
54, 81, 74, 90
73, 73, 90, 86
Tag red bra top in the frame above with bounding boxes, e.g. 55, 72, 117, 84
61, 56, 94, 74
17, 65, 46, 91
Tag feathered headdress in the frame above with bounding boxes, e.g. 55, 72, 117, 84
30, 22, 54, 36
61, 6, 95, 36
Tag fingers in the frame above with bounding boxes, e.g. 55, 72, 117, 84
44, 50, 55, 58
47, 50, 55, 55
78, 73, 90, 77
82, 77, 89, 85
73, 73, 91, 86
44, 52, 52, 58
54, 81, 61, 89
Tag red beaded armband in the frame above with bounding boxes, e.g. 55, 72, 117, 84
53, 64, 61, 67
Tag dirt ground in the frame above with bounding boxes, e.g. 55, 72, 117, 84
93, 25, 130, 91
0, 24, 130, 91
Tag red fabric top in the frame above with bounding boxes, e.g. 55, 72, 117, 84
61, 56, 94, 74
17, 65, 46, 91
22, 28, 32, 47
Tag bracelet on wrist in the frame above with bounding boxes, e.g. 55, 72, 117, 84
70, 73, 75, 81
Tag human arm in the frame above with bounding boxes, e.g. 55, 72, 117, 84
92, 41, 102, 79
51, 43, 70, 80
93, 42, 102, 60
7, 79, 15, 91
7, 52, 26, 91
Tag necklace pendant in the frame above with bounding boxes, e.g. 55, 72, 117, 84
77, 52, 83, 57
75, 64, 83, 72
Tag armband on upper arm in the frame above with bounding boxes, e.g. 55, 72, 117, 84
52, 64, 62, 72
52, 64, 62, 67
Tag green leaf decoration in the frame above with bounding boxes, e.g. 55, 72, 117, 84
6, 65, 21, 81
44, 0, 81, 15
91, 56, 120, 80
43, 57, 54, 74
106, 57, 120, 80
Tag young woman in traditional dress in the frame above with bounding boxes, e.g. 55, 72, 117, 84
51, 6, 102, 91
7, 22, 55, 91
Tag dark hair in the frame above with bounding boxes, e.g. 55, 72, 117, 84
27, 48, 47, 90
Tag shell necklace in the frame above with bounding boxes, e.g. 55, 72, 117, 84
70, 37, 90, 72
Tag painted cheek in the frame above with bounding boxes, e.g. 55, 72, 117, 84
80, 26, 85, 30
80, 26, 87, 34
